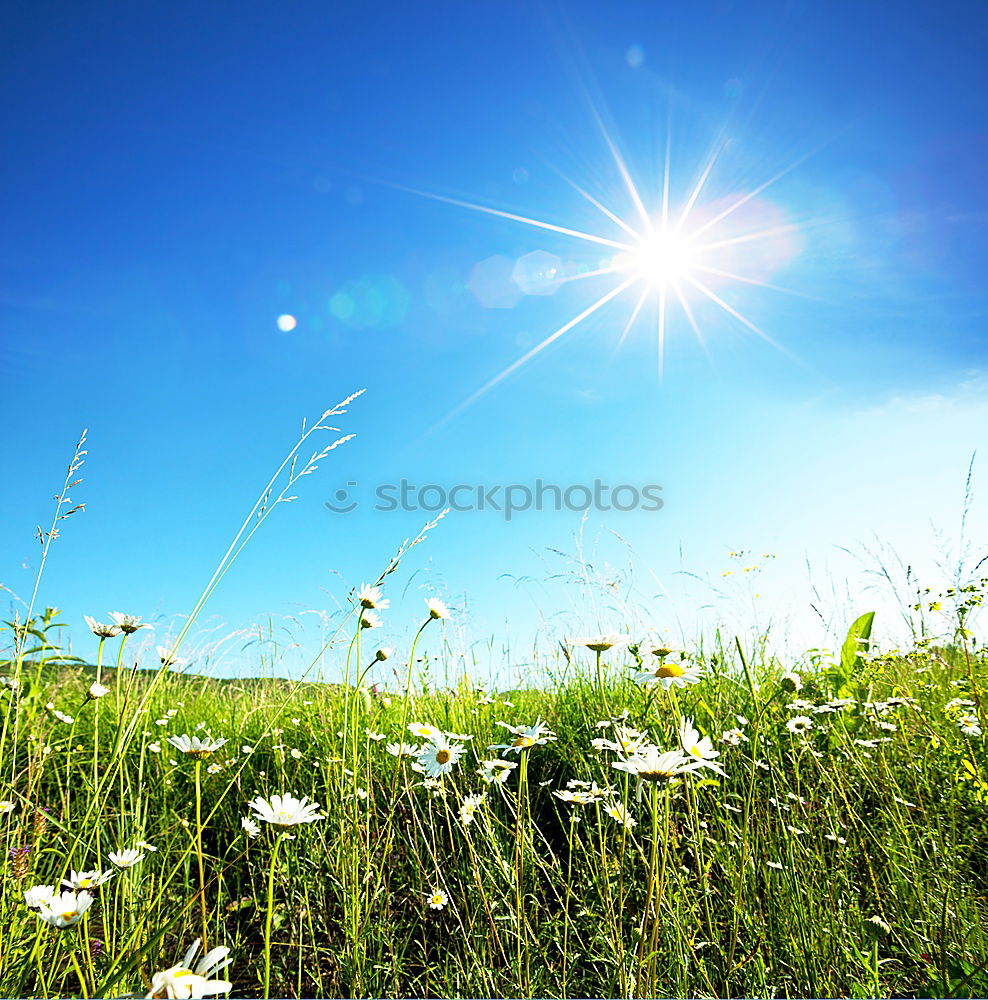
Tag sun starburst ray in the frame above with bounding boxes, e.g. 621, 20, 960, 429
559, 264, 627, 286
693, 222, 799, 254
660, 134, 671, 231
686, 142, 828, 242
552, 167, 644, 243
657, 282, 668, 379
590, 105, 653, 233
673, 281, 711, 358
693, 263, 816, 300
400, 185, 635, 252
683, 274, 788, 354
443, 276, 639, 423
613, 283, 652, 354
675, 146, 722, 234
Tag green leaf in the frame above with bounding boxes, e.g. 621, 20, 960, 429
840, 611, 875, 677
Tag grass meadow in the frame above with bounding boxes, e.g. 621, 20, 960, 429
2, 402, 987, 999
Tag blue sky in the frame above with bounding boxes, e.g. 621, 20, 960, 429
2, 1, 987, 679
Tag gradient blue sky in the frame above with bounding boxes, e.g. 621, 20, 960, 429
3, 1, 987, 679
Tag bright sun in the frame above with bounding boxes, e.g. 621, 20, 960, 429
413, 112, 805, 420
620, 224, 700, 285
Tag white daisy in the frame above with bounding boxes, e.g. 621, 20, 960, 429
248, 792, 324, 827
24, 884, 57, 909
37, 890, 94, 929
386, 741, 418, 757
603, 801, 637, 829
108, 612, 150, 634
958, 714, 983, 737
566, 778, 611, 796
87, 682, 111, 700
553, 788, 600, 805
167, 734, 228, 759
426, 597, 450, 620
633, 657, 704, 690
637, 636, 679, 658
408, 722, 443, 741
146, 938, 233, 998
720, 728, 748, 746
356, 584, 389, 610
158, 646, 188, 668
568, 633, 629, 652
786, 716, 814, 735
459, 792, 486, 825
488, 719, 557, 755
678, 718, 725, 775
359, 609, 383, 630
945, 697, 976, 713
241, 817, 261, 839
612, 747, 705, 782
425, 888, 448, 910
416, 733, 465, 778
478, 759, 518, 784
61, 869, 115, 891
419, 776, 445, 796
85, 615, 122, 638
779, 671, 802, 693
591, 725, 650, 755
108, 848, 145, 869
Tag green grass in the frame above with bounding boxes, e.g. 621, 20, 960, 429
1, 618, 986, 999
3, 409, 986, 998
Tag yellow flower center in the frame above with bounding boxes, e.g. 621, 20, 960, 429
436, 749, 451, 764
512, 736, 536, 748
656, 663, 686, 678
79, 879, 93, 887
62, 911, 77, 921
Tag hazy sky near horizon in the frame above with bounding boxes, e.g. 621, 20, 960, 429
2, 1, 987, 678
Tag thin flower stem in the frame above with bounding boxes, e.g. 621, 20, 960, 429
263, 831, 286, 1000
595, 649, 612, 719
514, 748, 532, 997
194, 760, 209, 951
66, 937, 89, 1000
